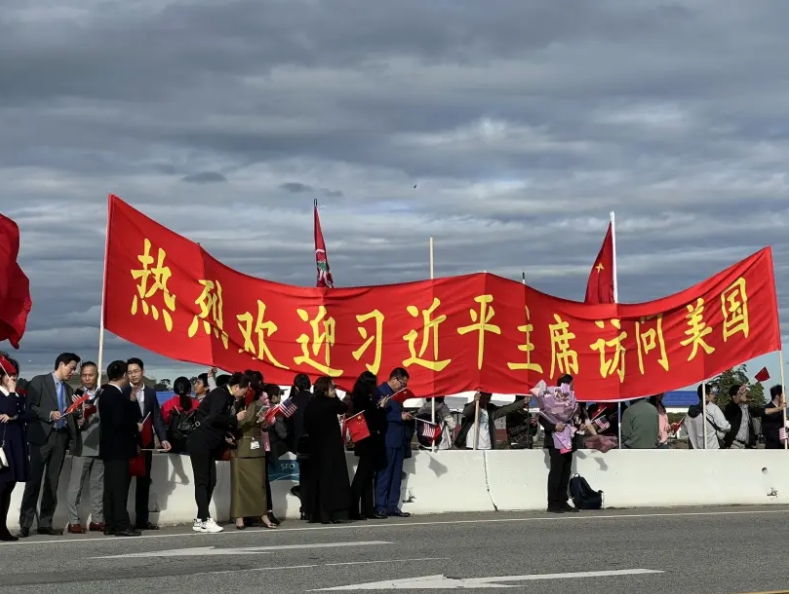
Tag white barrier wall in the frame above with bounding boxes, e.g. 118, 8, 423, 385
7, 449, 789, 531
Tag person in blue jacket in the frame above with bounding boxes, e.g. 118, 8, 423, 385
374, 367, 412, 518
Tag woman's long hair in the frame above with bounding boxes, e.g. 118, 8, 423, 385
351, 371, 377, 403
289, 373, 311, 399
313, 376, 333, 398
173, 376, 192, 411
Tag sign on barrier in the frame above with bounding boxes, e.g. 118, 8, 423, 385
269, 458, 299, 481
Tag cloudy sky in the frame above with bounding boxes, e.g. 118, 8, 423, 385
2, 0, 788, 386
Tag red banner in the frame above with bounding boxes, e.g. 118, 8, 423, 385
104, 195, 781, 401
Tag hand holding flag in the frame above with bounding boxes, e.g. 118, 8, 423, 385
345, 411, 371, 444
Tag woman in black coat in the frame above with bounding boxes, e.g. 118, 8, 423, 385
303, 376, 351, 524
186, 372, 249, 533
349, 371, 386, 520
0, 353, 31, 541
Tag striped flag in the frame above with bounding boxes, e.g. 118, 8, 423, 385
263, 398, 298, 424
417, 418, 441, 443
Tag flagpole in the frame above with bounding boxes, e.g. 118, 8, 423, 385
781, 351, 787, 450
430, 236, 436, 453
97, 196, 111, 383
702, 381, 708, 449
609, 211, 623, 450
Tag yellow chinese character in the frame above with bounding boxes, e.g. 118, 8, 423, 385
721, 277, 749, 341
294, 306, 342, 377
635, 314, 669, 374
187, 279, 229, 348
590, 319, 627, 382
457, 294, 502, 370
402, 297, 451, 371
679, 297, 715, 360
130, 238, 176, 332
352, 309, 384, 375
549, 314, 579, 378
507, 306, 544, 373
236, 300, 289, 369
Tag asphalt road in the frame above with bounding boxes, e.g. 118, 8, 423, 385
1, 506, 787, 593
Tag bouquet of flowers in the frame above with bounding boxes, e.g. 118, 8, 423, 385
530, 380, 578, 453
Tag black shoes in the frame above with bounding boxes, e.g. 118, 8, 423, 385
36, 527, 62, 536
266, 512, 281, 526
17, 527, 30, 538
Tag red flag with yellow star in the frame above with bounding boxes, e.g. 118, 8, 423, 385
584, 222, 614, 304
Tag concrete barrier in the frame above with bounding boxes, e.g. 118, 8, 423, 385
6, 449, 789, 531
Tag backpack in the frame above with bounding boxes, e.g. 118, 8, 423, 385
569, 474, 603, 510
168, 408, 201, 453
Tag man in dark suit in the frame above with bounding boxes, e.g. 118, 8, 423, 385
123, 357, 170, 530
374, 367, 412, 519
18, 352, 81, 537
100, 360, 142, 537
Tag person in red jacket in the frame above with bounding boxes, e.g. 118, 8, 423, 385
161, 377, 196, 426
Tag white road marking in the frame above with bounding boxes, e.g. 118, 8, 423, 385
325, 558, 449, 567
311, 569, 664, 590
91, 541, 392, 559
4, 508, 789, 546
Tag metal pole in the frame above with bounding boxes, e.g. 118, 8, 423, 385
781, 351, 787, 450
702, 382, 708, 449
610, 211, 623, 449
430, 237, 436, 453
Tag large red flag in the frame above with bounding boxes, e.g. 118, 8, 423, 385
584, 222, 615, 304
0, 213, 32, 349
314, 200, 334, 288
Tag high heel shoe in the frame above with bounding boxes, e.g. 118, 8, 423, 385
261, 516, 277, 529
267, 512, 281, 526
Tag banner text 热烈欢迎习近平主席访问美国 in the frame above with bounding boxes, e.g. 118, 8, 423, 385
103, 194, 781, 401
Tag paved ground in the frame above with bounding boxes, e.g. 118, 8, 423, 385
1, 506, 788, 593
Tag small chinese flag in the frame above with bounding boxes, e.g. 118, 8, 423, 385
345, 412, 370, 443
314, 199, 334, 288
584, 222, 615, 304
390, 388, 417, 404
755, 367, 770, 383
140, 412, 153, 448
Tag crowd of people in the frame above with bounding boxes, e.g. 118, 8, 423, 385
0, 349, 786, 540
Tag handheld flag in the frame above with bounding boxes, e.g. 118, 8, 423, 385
263, 398, 298, 425
416, 418, 441, 444
755, 367, 770, 383
345, 411, 370, 443
64, 394, 91, 415
390, 388, 417, 404
140, 412, 153, 447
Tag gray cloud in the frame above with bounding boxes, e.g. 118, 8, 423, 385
2, 0, 788, 376
181, 171, 228, 184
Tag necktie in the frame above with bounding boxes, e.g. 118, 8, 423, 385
56, 381, 65, 429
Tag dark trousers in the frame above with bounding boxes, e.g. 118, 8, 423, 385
134, 451, 153, 526
351, 455, 376, 516
103, 459, 132, 533
19, 429, 69, 529
375, 447, 404, 514
0, 481, 16, 534
547, 448, 573, 509
189, 448, 216, 521
264, 460, 273, 513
